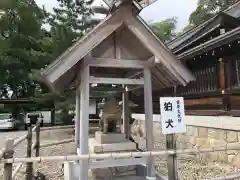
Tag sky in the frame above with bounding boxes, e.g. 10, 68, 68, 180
36, 0, 198, 32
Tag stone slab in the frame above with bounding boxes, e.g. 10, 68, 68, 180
89, 138, 136, 153
95, 131, 126, 144
64, 162, 163, 180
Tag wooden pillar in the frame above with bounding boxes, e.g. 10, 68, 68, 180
79, 65, 90, 180
26, 125, 33, 180
75, 87, 80, 153
166, 85, 178, 180
224, 59, 231, 111
143, 67, 155, 179
219, 59, 225, 91
4, 139, 14, 180
123, 85, 130, 139
219, 58, 231, 111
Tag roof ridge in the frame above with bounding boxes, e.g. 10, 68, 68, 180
167, 0, 240, 46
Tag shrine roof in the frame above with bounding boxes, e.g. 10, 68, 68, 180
177, 25, 240, 61
167, 1, 240, 52
41, 2, 195, 94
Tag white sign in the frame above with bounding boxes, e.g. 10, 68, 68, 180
160, 97, 186, 134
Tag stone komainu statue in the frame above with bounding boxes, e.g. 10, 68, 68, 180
99, 97, 137, 134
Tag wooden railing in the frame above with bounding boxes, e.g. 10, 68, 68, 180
1, 122, 240, 180
1, 142, 240, 180
0, 122, 75, 180
178, 65, 219, 96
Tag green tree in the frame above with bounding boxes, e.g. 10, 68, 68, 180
46, 0, 94, 59
150, 17, 178, 42
31, 0, 97, 123
0, 0, 51, 116
0, 0, 49, 99
0, 0, 95, 120
188, 0, 239, 26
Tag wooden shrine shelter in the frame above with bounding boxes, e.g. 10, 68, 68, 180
41, 1, 194, 179
145, 2, 240, 116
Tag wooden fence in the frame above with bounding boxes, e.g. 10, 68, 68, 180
0, 122, 75, 180
1, 123, 240, 180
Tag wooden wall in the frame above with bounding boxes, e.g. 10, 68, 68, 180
130, 53, 240, 116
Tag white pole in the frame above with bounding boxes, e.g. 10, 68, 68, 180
144, 67, 155, 179
75, 87, 80, 153
122, 85, 130, 139
79, 65, 90, 180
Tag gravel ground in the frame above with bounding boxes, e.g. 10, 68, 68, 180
136, 136, 237, 180
0, 128, 238, 180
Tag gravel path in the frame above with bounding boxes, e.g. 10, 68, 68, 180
135, 135, 237, 180
0, 128, 238, 180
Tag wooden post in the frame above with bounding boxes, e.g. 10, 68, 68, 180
34, 122, 40, 177
26, 125, 33, 180
123, 85, 130, 139
143, 67, 155, 179
51, 107, 55, 126
75, 87, 80, 153
35, 122, 40, 157
4, 139, 14, 180
166, 85, 178, 180
223, 59, 231, 111
219, 59, 226, 109
79, 64, 90, 180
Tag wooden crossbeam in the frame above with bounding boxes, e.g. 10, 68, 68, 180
89, 76, 144, 85
90, 87, 124, 92
44, 12, 123, 83
86, 57, 153, 69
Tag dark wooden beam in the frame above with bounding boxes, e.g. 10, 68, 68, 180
177, 26, 240, 61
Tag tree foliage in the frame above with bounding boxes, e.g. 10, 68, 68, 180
0, 0, 47, 99
150, 17, 178, 42
188, 0, 239, 26
0, 0, 95, 118
46, 0, 94, 59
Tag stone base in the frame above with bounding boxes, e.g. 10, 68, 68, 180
95, 131, 126, 144
88, 135, 138, 179
63, 161, 151, 180
89, 138, 136, 153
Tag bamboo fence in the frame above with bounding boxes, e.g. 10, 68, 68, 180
1, 121, 75, 180
1, 122, 240, 180
1, 143, 240, 164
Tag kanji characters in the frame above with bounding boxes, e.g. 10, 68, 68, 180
165, 119, 174, 128
164, 102, 172, 111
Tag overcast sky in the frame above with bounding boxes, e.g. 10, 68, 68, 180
36, 0, 197, 32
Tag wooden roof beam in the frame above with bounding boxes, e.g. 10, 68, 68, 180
125, 15, 195, 86
84, 57, 153, 69
177, 26, 240, 61
89, 76, 144, 85
42, 10, 124, 84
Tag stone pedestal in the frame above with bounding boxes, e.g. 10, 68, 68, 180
89, 138, 136, 153
63, 162, 150, 180
95, 131, 126, 144
89, 131, 138, 179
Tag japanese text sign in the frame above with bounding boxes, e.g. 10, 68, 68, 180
160, 97, 186, 134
